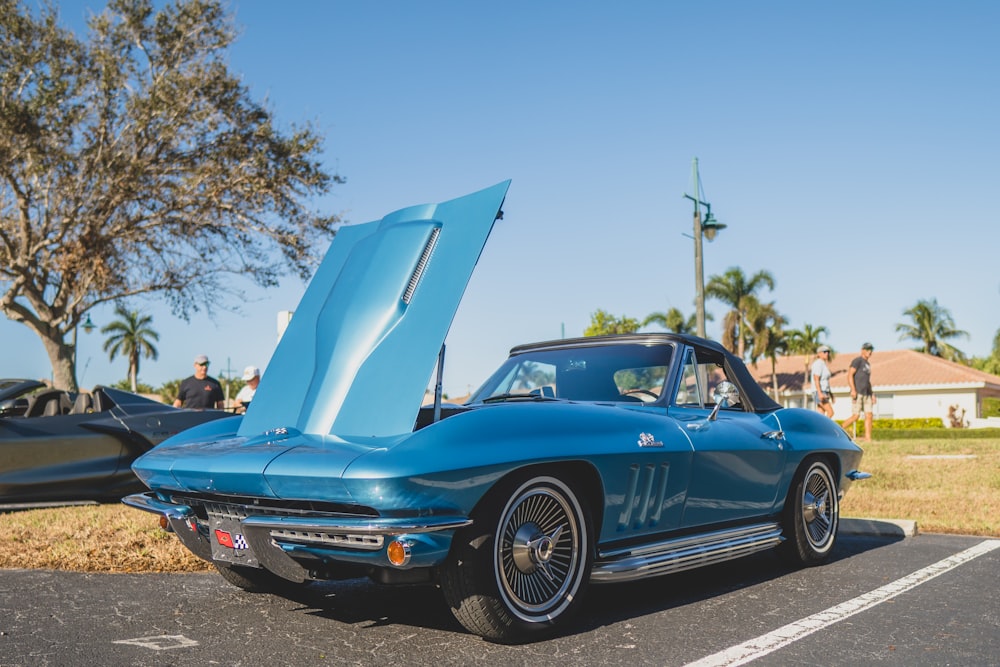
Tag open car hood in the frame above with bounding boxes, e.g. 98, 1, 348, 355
238, 181, 509, 439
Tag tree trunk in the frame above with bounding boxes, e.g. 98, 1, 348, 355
40, 331, 78, 391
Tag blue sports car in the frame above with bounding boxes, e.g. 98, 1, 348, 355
125, 182, 868, 643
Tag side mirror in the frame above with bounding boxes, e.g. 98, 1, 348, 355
0, 397, 29, 418
708, 381, 741, 421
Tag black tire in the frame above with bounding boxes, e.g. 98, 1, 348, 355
215, 562, 302, 593
782, 458, 839, 565
440, 474, 593, 643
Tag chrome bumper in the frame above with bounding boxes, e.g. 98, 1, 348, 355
123, 492, 472, 583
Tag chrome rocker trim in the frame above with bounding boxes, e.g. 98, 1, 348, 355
590, 522, 784, 583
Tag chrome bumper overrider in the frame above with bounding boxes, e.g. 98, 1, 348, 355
123, 492, 472, 583
591, 522, 784, 583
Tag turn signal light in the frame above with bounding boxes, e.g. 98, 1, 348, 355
158, 516, 172, 532
387, 539, 411, 567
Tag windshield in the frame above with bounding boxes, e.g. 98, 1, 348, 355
469, 343, 673, 404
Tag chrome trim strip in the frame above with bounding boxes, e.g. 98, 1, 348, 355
241, 514, 472, 536
591, 522, 784, 583
123, 492, 195, 521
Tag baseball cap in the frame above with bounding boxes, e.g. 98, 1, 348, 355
193, 354, 209, 365
861, 342, 874, 350
242, 365, 261, 381
817, 345, 831, 353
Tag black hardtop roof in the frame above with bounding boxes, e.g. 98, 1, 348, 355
509, 333, 731, 356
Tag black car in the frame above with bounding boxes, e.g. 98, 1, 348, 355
0, 379, 231, 504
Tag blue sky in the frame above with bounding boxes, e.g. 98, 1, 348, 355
3, 1, 999, 397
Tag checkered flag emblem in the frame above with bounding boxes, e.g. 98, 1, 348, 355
232, 534, 248, 550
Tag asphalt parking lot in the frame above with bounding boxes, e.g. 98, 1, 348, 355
1, 528, 997, 667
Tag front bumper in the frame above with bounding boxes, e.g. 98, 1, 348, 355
123, 492, 472, 582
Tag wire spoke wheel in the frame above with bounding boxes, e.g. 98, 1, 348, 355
497, 482, 582, 618
783, 458, 839, 565
802, 467, 834, 548
441, 473, 592, 642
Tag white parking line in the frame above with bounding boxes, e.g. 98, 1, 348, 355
684, 539, 1000, 667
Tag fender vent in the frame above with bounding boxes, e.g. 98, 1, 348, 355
402, 227, 440, 304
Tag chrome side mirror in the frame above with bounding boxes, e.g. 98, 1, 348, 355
708, 381, 740, 421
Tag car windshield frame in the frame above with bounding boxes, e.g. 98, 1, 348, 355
468, 342, 675, 404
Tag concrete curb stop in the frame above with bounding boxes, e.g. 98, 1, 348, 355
841, 517, 918, 538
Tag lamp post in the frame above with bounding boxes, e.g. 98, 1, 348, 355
683, 158, 726, 339
70, 313, 97, 388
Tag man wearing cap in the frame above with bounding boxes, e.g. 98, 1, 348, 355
842, 343, 876, 442
174, 354, 225, 410
234, 365, 260, 414
811, 344, 834, 417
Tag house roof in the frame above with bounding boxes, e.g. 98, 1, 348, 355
750, 349, 1000, 394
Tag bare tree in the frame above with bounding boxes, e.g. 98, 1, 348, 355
0, 0, 342, 390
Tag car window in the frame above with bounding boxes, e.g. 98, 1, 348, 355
674, 349, 705, 407
470, 343, 672, 403
672, 347, 744, 411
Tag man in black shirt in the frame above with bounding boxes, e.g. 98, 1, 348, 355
842, 342, 876, 442
174, 354, 224, 410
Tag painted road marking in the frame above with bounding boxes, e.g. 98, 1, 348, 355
684, 539, 1000, 667
113, 634, 199, 651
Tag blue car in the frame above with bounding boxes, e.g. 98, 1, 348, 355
125, 182, 868, 643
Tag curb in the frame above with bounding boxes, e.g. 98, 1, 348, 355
841, 517, 918, 538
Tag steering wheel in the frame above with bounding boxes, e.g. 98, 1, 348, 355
622, 389, 659, 402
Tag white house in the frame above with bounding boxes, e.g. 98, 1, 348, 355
750, 349, 1000, 428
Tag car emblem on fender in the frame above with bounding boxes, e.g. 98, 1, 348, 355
637, 432, 662, 448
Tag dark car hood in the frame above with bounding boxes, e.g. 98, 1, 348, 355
237, 181, 508, 440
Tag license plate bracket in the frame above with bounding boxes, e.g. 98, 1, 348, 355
209, 516, 260, 567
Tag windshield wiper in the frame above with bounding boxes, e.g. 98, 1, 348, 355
479, 393, 565, 404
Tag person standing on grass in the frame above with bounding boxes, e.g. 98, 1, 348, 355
173, 354, 224, 410
842, 342, 876, 442
811, 344, 834, 418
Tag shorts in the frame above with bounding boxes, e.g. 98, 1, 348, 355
852, 394, 874, 414
814, 390, 832, 405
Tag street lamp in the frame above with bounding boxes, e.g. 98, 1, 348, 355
683, 157, 727, 339
71, 313, 97, 388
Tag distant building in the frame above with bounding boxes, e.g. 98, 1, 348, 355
750, 349, 1000, 428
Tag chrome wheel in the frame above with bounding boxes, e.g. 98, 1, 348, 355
495, 477, 586, 621
441, 473, 592, 642
801, 463, 836, 551
783, 458, 839, 565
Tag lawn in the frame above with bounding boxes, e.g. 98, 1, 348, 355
1, 436, 997, 573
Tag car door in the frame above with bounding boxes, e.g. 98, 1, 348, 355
0, 412, 125, 502
668, 348, 786, 528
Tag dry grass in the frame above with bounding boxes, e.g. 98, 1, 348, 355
1, 436, 997, 573
0, 504, 212, 573
841, 436, 1000, 537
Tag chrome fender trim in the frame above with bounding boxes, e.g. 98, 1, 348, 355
591, 522, 784, 583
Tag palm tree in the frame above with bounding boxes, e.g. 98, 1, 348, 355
745, 302, 787, 401
642, 308, 707, 334
895, 298, 968, 362
101, 304, 160, 392
705, 266, 776, 359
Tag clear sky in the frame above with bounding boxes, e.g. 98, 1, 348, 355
3, 1, 999, 398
